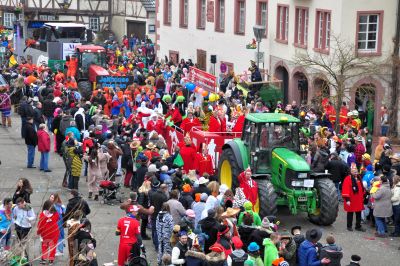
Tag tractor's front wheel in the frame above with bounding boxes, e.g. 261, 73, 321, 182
78, 81, 92, 101
218, 148, 242, 190
258, 179, 278, 218
308, 178, 338, 226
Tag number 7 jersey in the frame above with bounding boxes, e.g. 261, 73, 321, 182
116, 216, 140, 244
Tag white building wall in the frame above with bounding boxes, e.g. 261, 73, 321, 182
158, 0, 267, 76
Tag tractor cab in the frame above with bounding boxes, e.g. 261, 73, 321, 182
75, 45, 108, 81
242, 113, 300, 175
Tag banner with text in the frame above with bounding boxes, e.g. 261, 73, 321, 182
96, 76, 134, 89
188, 66, 217, 93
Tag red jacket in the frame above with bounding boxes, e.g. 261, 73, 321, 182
37, 211, 60, 240
238, 171, 258, 207
181, 117, 201, 133
166, 108, 182, 125
179, 144, 197, 173
37, 129, 50, 152
232, 115, 245, 133
342, 175, 365, 212
194, 153, 214, 176
208, 116, 224, 132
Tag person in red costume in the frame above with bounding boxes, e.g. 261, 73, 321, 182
179, 135, 197, 173
237, 168, 258, 208
146, 113, 166, 136
208, 109, 226, 132
55, 70, 65, 84
232, 113, 245, 133
181, 111, 201, 133
165, 104, 182, 128
194, 143, 214, 176
66, 55, 78, 78
342, 163, 366, 231
37, 200, 60, 264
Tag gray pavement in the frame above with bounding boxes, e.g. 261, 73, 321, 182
0, 114, 399, 265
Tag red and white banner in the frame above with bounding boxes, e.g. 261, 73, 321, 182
188, 66, 217, 93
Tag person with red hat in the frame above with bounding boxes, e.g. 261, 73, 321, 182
227, 236, 248, 266
116, 205, 141, 266
216, 224, 233, 257
205, 243, 227, 266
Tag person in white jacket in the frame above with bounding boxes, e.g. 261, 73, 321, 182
12, 197, 36, 257
391, 175, 400, 237
171, 232, 188, 266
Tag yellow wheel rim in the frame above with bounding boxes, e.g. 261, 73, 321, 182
220, 160, 232, 189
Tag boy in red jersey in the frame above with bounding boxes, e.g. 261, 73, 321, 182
116, 205, 141, 266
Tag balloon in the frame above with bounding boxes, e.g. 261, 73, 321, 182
194, 87, 200, 93
220, 63, 227, 73
197, 88, 203, 94
209, 93, 217, 102
186, 82, 196, 91
202, 90, 209, 97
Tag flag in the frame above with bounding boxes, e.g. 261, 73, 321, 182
9, 55, 17, 67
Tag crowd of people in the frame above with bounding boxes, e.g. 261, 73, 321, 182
0, 35, 398, 266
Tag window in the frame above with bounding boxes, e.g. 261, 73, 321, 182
164, 0, 172, 25
276, 5, 289, 42
3, 13, 16, 28
315, 10, 331, 51
256, 0, 268, 37
235, 0, 246, 35
197, 0, 206, 29
357, 12, 383, 55
215, 0, 225, 32
89, 17, 100, 32
180, 0, 189, 27
39, 15, 56, 21
294, 7, 308, 47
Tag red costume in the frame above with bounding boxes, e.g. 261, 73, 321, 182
208, 116, 226, 132
194, 152, 214, 176
237, 168, 258, 208
117, 215, 140, 266
166, 107, 182, 126
232, 115, 245, 133
181, 117, 201, 133
341, 175, 365, 212
37, 211, 60, 261
66, 57, 78, 77
179, 143, 197, 173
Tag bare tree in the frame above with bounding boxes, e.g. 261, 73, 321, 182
294, 35, 387, 132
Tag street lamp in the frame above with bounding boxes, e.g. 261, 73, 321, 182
253, 25, 266, 69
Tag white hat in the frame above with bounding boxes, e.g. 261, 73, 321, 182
33, 96, 39, 102
352, 110, 359, 116
148, 164, 159, 173
161, 165, 169, 172
219, 184, 228, 194
198, 176, 209, 185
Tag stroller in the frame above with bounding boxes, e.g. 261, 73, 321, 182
99, 173, 122, 205
127, 242, 148, 266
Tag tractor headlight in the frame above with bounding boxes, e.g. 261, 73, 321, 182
291, 180, 304, 187
298, 173, 308, 179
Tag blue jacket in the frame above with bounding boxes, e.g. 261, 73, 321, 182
0, 210, 12, 232
65, 126, 81, 141
298, 240, 321, 266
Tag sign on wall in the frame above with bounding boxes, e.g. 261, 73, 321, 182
188, 66, 217, 93
62, 43, 81, 60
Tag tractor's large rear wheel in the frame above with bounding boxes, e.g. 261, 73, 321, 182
308, 178, 338, 226
258, 179, 278, 218
78, 81, 92, 101
218, 148, 242, 190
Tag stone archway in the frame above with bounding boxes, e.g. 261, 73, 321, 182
292, 71, 309, 104
275, 66, 289, 104
313, 77, 330, 97
355, 84, 377, 134
351, 78, 385, 136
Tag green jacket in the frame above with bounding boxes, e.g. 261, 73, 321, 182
263, 238, 278, 266
248, 254, 264, 266
237, 210, 262, 226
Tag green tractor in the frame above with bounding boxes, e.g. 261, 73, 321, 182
218, 113, 338, 225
